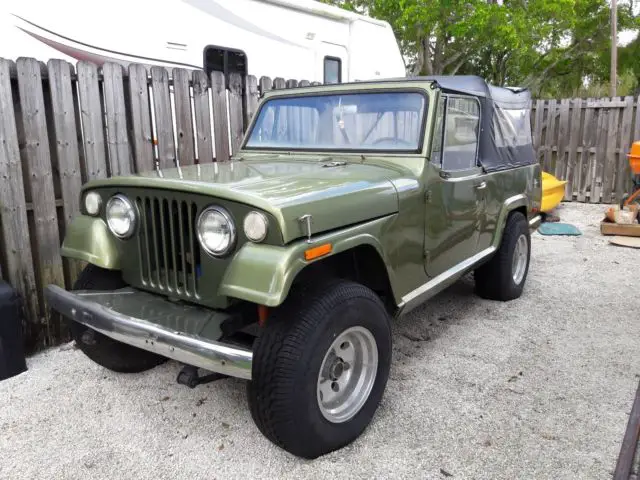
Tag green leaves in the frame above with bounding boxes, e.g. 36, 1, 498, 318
321, 0, 639, 97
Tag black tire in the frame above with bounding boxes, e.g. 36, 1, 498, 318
247, 279, 392, 459
68, 264, 168, 373
474, 211, 531, 301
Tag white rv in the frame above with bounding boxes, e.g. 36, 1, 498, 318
0, 0, 406, 82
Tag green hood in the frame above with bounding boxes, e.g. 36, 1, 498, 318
85, 158, 404, 243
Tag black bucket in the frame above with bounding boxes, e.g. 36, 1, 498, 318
0, 280, 27, 381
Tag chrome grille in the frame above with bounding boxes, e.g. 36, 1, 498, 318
135, 195, 200, 298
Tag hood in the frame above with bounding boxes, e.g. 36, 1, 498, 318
85, 158, 406, 243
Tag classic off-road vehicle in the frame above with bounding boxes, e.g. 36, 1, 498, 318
45, 75, 542, 459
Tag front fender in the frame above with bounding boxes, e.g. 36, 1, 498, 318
60, 215, 121, 270
218, 215, 398, 307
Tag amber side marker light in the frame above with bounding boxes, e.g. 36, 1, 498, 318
304, 243, 332, 261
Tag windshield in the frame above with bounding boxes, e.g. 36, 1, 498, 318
244, 91, 427, 153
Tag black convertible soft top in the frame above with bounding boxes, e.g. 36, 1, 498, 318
418, 75, 536, 172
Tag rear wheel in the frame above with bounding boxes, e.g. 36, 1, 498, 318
247, 279, 392, 459
474, 211, 531, 301
68, 264, 168, 373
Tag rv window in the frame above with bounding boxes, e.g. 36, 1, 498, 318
324, 57, 342, 84
204, 47, 247, 82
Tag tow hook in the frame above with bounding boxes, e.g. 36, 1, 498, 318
176, 365, 228, 388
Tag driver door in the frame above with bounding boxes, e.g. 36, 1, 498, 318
423, 94, 486, 278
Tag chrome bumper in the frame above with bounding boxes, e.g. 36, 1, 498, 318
529, 214, 542, 231
44, 285, 253, 380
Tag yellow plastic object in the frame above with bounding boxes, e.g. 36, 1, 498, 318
541, 171, 567, 213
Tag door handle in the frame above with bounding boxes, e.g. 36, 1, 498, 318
475, 181, 487, 190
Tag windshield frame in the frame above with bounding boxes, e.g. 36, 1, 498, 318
240, 87, 430, 155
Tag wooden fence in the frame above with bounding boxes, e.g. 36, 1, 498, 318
532, 97, 640, 204
0, 56, 639, 350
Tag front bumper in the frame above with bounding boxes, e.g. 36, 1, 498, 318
44, 285, 253, 380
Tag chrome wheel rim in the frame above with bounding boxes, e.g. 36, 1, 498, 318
317, 326, 379, 424
512, 234, 529, 285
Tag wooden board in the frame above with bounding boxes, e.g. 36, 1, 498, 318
603, 103, 621, 204
172, 68, 195, 166
0, 59, 39, 335
577, 99, 596, 202
192, 70, 213, 163
600, 220, 640, 237
565, 98, 582, 200
210, 71, 230, 162
617, 96, 635, 202
126, 64, 154, 172
47, 59, 84, 284
150, 66, 175, 169
228, 73, 244, 154
77, 61, 108, 179
244, 75, 259, 130
16, 57, 65, 342
102, 62, 132, 176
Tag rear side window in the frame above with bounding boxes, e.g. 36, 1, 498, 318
441, 96, 480, 171
324, 57, 342, 84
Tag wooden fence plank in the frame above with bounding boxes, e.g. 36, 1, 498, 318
603, 103, 621, 203
16, 57, 65, 343
244, 75, 260, 130
591, 105, 608, 203
210, 71, 230, 162
102, 62, 132, 176
259, 76, 273, 96
192, 70, 213, 163
150, 66, 175, 169
0, 59, 39, 340
228, 73, 244, 154
577, 99, 596, 202
565, 98, 583, 200
126, 64, 153, 172
533, 99, 545, 162
77, 61, 108, 179
555, 99, 570, 179
542, 100, 557, 172
47, 60, 82, 226
617, 96, 635, 201
172, 68, 195, 166
47, 59, 84, 283
244, 75, 259, 130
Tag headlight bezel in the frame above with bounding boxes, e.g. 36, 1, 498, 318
243, 210, 269, 243
197, 205, 237, 257
105, 194, 137, 239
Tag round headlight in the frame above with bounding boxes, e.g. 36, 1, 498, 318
243, 211, 268, 242
84, 191, 102, 216
197, 207, 235, 256
106, 194, 136, 238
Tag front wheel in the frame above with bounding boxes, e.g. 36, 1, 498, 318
247, 279, 392, 459
68, 264, 168, 373
474, 211, 531, 301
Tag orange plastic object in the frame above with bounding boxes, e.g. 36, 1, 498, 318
628, 141, 640, 175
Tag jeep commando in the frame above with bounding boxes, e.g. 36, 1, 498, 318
45, 75, 542, 459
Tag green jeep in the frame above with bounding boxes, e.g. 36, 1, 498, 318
45, 75, 542, 459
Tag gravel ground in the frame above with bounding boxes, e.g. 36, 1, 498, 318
2, 203, 640, 480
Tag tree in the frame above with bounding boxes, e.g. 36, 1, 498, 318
322, 0, 639, 97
